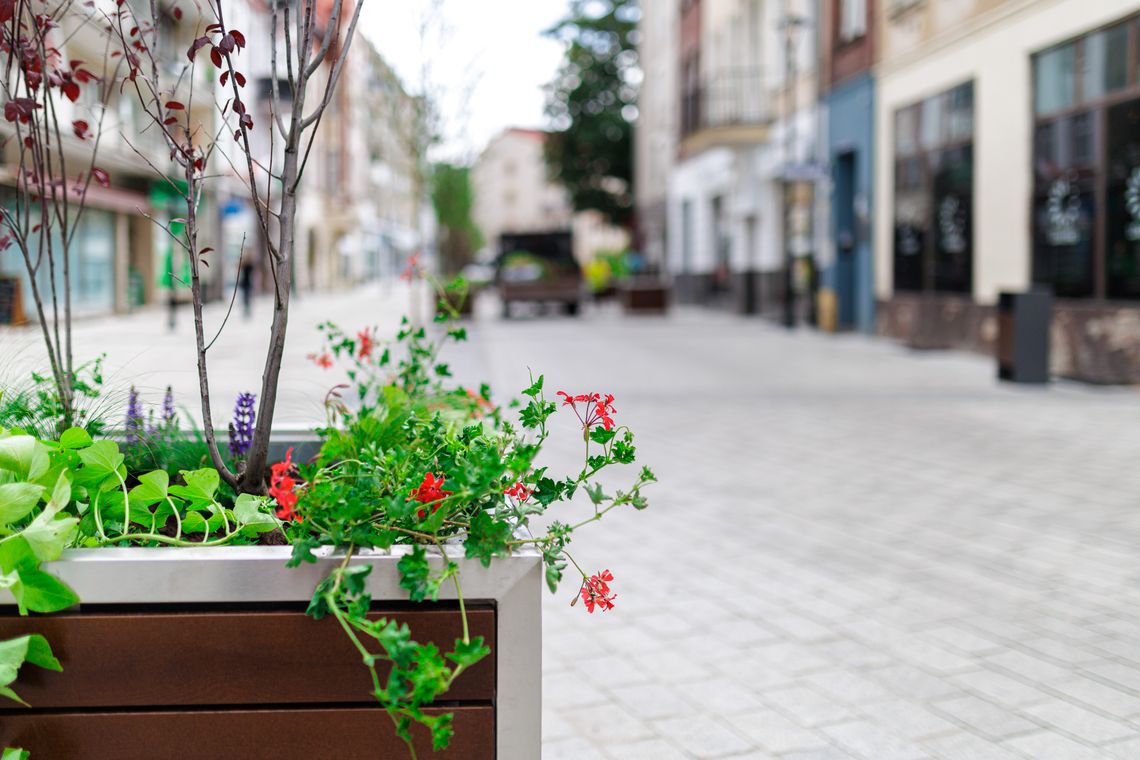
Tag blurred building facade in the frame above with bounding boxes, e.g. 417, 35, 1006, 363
473, 127, 628, 263
638, 0, 825, 319
819, 0, 875, 333
0, 1, 425, 323
874, 0, 1140, 382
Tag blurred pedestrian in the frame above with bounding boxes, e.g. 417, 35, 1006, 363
239, 261, 254, 318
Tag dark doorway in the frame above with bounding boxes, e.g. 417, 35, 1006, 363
834, 151, 858, 329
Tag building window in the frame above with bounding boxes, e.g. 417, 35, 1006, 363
892, 81, 974, 294
838, 0, 867, 43
1032, 15, 1140, 300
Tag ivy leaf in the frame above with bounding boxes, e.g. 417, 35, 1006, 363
518, 399, 555, 430
58, 428, 92, 450
233, 493, 279, 534
0, 633, 62, 708
584, 482, 608, 506
531, 477, 564, 507
22, 472, 78, 562
0, 483, 43, 525
0, 435, 49, 480
446, 636, 489, 668
170, 468, 220, 506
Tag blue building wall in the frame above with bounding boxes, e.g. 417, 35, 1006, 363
825, 73, 875, 333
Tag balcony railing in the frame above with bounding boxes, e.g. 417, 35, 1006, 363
681, 68, 771, 140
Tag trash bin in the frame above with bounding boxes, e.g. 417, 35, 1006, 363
997, 287, 1052, 384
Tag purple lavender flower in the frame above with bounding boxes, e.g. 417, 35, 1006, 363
125, 386, 143, 446
162, 385, 176, 429
228, 392, 256, 460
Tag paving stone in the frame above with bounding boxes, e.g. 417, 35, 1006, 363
1021, 698, 1138, 743
761, 686, 854, 728
1002, 730, 1106, 760
651, 714, 754, 758
951, 668, 1052, 707
602, 738, 694, 760
928, 694, 1039, 740
921, 732, 1027, 760
610, 682, 694, 720
1048, 675, 1140, 719
820, 720, 932, 760
722, 711, 829, 754
563, 702, 655, 744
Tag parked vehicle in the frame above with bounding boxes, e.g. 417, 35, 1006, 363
496, 232, 583, 317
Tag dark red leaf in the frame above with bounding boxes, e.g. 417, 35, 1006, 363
234, 71, 246, 88
0, 0, 13, 24
62, 81, 80, 103
219, 33, 235, 54
230, 30, 245, 49
72, 119, 89, 139
165, 100, 184, 110
210, 46, 222, 68
91, 167, 110, 188
205, 23, 222, 33
22, 136, 32, 149
173, 7, 182, 21
200, 247, 215, 255
32, 224, 40, 233
187, 35, 210, 61
163, 116, 178, 125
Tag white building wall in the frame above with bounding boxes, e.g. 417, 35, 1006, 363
874, 0, 1140, 304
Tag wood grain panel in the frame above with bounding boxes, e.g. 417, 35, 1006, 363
0, 706, 494, 759
0, 607, 495, 708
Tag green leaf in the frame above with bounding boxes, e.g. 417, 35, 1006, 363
76, 440, 124, 476
233, 493, 279, 534
20, 472, 77, 563
0, 483, 44, 525
59, 427, 93, 450
169, 468, 219, 506
397, 546, 433, 602
2, 747, 30, 760
15, 567, 79, 613
446, 636, 489, 668
589, 427, 616, 445
522, 374, 544, 398
0, 633, 62, 708
0, 435, 48, 481
464, 510, 513, 567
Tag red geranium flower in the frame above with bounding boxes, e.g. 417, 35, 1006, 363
307, 351, 333, 369
357, 328, 374, 360
269, 447, 301, 521
408, 472, 453, 519
557, 392, 617, 431
579, 569, 616, 613
400, 252, 422, 282
503, 481, 532, 503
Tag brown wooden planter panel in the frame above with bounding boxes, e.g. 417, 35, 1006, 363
0, 706, 493, 759
0, 606, 495, 708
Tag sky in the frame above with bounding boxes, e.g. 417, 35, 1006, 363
360, 0, 569, 163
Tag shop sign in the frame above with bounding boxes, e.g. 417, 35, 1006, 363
1126, 166, 1140, 243
1045, 178, 1082, 246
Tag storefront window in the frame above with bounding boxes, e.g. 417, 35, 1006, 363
1033, 15, 1140, 300
892, 82, 974, 294
1035, 43, 1075, 115
1106, 98, 1140, 299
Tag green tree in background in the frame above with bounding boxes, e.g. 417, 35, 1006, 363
431, 163, 483, 277
544, 0, 639, 229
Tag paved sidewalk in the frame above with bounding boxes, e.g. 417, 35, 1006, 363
5, 285, 1140, 758
448, 301, 1140, 759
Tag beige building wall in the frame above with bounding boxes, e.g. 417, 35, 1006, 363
874, 0, 1140, 304
472, 129, 575, 249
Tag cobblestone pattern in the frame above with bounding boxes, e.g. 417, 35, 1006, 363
452, 305, 1140, 759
